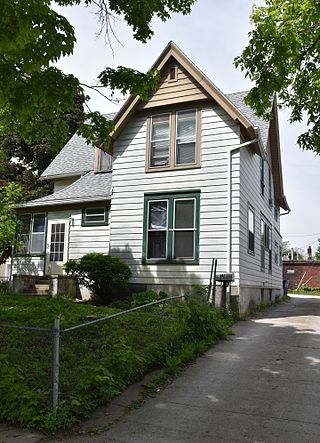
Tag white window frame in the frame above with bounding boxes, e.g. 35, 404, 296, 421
172, 197, 197, 260
146, 199, 169, 260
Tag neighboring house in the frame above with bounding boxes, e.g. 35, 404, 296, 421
13, 42, 289, 313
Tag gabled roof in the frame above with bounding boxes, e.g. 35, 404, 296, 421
41, 113, 116, 180
110, 41, 260, 155
18, 171, 112, 209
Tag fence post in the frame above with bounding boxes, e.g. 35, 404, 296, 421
52, 316, 60, 417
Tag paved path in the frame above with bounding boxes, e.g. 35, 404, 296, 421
2, 295, 320, 442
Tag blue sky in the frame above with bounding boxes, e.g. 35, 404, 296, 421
55, 0, 320, 255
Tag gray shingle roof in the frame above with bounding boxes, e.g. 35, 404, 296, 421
226, 91, 270, 149
19, 171, 112, 208
41, 113, 117, 179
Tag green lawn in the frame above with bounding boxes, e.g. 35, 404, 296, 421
0, 293, 232, 430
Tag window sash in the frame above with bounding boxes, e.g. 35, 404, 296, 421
175, 110, 197, 166
172, 198, 196, 260
16, 214, 46, 255
147, 200, 168, 260
150, 114, 170, 168
84, 208, 106, 224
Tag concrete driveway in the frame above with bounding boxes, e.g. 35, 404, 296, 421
2, 295, 320, 443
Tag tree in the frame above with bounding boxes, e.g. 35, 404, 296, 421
0, 181, 22, 265
314, 239, 320, 260
0, 95, 85, 202
0, 0, 196, 150
235, 0, 320, 153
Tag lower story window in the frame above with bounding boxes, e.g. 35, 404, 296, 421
143, 191, 200, 264
16, 213, 46, 255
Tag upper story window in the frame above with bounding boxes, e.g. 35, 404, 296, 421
16, 213, 46, 255
95, 148, 112, 173
248, 206, 255, 254
268, 165, 273, 207
260, 158, 265, 197
274, 204, 280, 221
147, 110, 200, 171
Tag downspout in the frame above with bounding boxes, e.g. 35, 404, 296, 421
227, 137, 260, 274
280, 209, 291, 216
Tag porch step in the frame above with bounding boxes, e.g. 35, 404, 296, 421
34, 284, 50, 294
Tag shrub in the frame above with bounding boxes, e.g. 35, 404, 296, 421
0, 280, 14, 296
64, 253, 132, 305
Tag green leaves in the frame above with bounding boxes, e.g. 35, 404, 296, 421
235, 0, 320, 153
0, 1, 195, 150
98, 67, 160, 101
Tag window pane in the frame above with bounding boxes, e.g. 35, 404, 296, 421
33, 214, 45, 233
176, 141, 196, 164
151, 115, 170, 140
174, 231, 194, 259
149, 201, 167, 229
85, 208, 105, 223
175, 200, 194, 228
249, 232, 255, 252
20, 215, 31, 234
150, 140, 170, 167
30, 233, 45, 253
148, 231, 166, 259
248, 209, 254, 233
99, 150, 112, 172
176, 111, 196, 139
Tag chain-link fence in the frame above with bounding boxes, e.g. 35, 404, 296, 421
0, 295, 192, 416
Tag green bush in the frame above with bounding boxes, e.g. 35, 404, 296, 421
0, 280, 14, 296
64, 253, 132, 305
111, 290, 169, 309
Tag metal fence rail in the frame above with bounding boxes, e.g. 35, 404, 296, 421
0, 294, 189, 416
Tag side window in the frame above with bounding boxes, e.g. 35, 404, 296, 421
95, 148, 112, 172
144, 192, 200, 264
248, 206, 255, 254
275, 241, 279, 264
82, 207, 108, 226
260, 158, 265, 197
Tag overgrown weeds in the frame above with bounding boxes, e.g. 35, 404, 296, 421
0, 293, 232, 430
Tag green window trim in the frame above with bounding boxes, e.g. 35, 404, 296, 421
142, 191, 200, 265
81, 207, 109, 227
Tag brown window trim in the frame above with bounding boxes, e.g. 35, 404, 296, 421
146, 109, 201, 173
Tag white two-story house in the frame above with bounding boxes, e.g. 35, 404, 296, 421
13, 42, 289, 314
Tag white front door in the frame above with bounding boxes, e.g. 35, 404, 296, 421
46, 220, 69, 275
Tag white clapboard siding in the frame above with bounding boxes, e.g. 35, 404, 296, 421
239, 145, 282, 290
68, 211, 110, 259
110, 105, 240, 286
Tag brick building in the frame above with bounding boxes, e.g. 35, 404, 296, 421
283, 261, 320, 290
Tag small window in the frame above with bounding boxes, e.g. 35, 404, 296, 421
248, 206, 255, 253
274, 205, 279, 221
16, 213, 46, 255
150, 114, 170, 168
169, 67, 177, 81
82, 208, 108, 226
95, 148, 112, 172
143, 192, 200, 264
